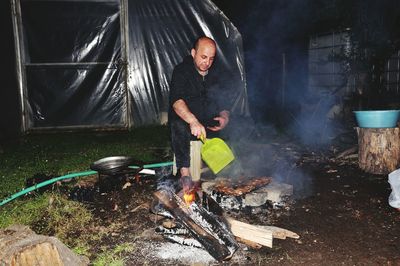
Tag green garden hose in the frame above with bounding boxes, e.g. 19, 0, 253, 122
0, 161, 173, 207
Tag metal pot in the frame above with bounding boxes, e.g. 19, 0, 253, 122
90, 156, 143, 176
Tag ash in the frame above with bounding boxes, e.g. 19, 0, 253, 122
209, 189, 292, 212
154, 242, 215, 264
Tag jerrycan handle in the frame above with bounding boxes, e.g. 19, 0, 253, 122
199, 134, 207, 143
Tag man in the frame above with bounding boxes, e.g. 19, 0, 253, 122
169, 36, 230, 190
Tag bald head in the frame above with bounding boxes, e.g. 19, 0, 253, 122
191, 36, 216, 76
193, 36, 216, 51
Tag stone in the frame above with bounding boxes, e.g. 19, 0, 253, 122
255, 182, 293, 203
202, 180, 293, 209
244, 191, 268, 207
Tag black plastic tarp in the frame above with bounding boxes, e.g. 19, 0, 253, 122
13, 0, 248, 131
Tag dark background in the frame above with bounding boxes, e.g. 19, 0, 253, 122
2, 0, 400, 139
1, 0, 19, 139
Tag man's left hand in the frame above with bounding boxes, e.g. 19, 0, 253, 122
208, 110, 229, 131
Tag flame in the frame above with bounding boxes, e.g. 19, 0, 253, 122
183, 190, 196, 206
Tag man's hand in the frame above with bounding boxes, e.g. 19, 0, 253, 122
208, 110, 229, 131
190, 120, 207, 139
173, 99, 206, 138
180, 176, 193, 194
179, 176, 203, 203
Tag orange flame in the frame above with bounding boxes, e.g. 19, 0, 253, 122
183, 190, 196, 206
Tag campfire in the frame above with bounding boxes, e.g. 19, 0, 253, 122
183, 189, 196, 206
152, 176, 298, 261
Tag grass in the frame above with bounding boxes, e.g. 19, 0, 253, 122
0, 126, 171, 263
93, 243, 136, 266
0, 192, 95, 247
0, 126, 171, 199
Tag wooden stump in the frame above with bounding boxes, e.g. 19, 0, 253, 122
357, 127, 400, 174
0, 224, 89, 266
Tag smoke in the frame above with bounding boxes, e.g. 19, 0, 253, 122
228, 0, 340, 147
217, 123, 314, 199
209, 0, 326, 198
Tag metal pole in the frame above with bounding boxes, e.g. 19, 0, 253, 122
120, 0, 133, 129
281, 52, 286, 107
10, 0, 28, 133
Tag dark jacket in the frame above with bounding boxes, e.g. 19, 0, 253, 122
169, 55, 221, 126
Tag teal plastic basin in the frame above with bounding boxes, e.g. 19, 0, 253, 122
354, 110, 400, 128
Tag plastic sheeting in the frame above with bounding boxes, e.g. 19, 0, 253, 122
13, 0, 248, 131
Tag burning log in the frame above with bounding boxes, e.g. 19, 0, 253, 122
154, 189, 239, 261
200, 194, 299, 248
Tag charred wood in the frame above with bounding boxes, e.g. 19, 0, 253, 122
163, 235, 203, 248
155, 226, 190, 235
154, 190, 238, 261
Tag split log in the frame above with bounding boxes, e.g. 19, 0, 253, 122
225, 217, 273, 248
154, 190, 238, 261
225, 217, 299, 247
356, 127, 400, 174
235, 236, 262, 249
255, 225, 300, 240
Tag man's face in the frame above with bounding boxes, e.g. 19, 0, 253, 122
191, 40, 216, 75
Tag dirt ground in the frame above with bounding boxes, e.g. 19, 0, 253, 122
72, 130, 400, 265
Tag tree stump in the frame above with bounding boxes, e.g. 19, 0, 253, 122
357, 127, 400, 174
0, 224, 89, 266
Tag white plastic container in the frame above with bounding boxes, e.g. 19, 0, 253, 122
388, 169, 400, 208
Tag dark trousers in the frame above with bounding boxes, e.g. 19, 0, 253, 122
170, 119, 219, 170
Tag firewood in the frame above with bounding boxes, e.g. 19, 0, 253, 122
162, 219, 177, 229
255, 225, 300, 240
163, 235, 203, 248
154, 190, 238, 261
225, 217, 273, 248
235, 236, 262, 249
155, 226, 190, 235
224, 217, 300, 247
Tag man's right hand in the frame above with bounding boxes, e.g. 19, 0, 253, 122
189, 120, 206, 139
172, 99, 206, 138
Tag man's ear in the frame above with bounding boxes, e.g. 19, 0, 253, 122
191, 48, 196, 58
